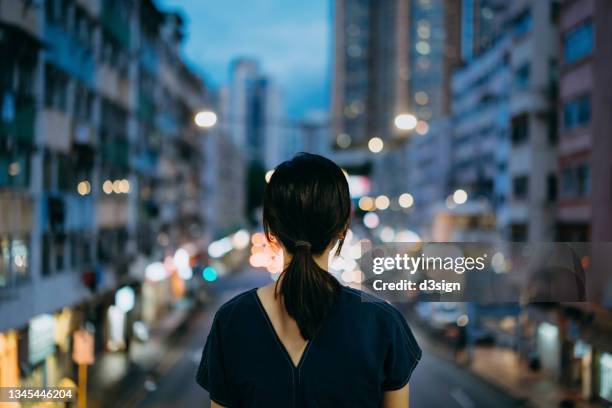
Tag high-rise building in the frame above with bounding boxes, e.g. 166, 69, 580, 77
331, 0, 407, 165
460, 0, 508, 62
332, 0, 461, 231
503, 0, 560, 242
449, 34, 512, 237
223, 58, 284, 170
557, 0, 612, 243
0, 0, 209, 387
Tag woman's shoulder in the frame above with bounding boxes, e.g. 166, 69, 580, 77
339, 285, 406, 321
213, 288, 259, 326
339, 286, 422, 360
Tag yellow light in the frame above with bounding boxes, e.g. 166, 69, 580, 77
251, 232, 267, 246
8, 162, 20, 176
103, 180, 113, 194
415, 91, 429, 105
394, 113, 418, 131
358, 196, 375, 211
368, 137, 384, 153
398, 193, 414, 208
374, 195, 390, 210
416, 41, 431, 55
453, 189, 468, 205
119, 179, 130, 193
265, 170, 274, 183
77, 181, 91, 196
416, 120, 429, 135
194, 111, 217, 128
112, 180, 122, 194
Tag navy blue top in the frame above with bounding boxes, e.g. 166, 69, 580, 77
196, 286, 421, 408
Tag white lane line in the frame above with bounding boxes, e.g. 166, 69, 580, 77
451, 388, 475, 408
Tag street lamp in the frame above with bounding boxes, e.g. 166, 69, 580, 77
394, 113, 418, 131
453, 189, 468, 205
368, 137, 384, 153
194, 110, 218, 128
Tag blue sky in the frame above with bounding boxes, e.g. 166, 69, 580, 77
157, 0, 331, 119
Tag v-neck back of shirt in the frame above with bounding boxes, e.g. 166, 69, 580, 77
253, 289, 312, 369
196, 286, 422, 408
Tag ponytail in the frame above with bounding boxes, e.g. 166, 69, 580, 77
276, 240, 341, 340
262, 153, 351, 340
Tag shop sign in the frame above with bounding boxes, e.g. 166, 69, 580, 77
28, 314, 56, 365
72, 329, 94, 365
601, 353, 612, 402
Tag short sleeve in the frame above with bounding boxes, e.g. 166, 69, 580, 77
381, 309, 422, 391
196, 315, 234, 406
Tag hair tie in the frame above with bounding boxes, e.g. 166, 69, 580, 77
294, 240, 312, 249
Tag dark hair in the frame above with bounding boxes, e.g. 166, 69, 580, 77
263, 153, 352, 339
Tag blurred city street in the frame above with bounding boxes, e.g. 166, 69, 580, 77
85, 265, 526, 408
1, 0, 612, 407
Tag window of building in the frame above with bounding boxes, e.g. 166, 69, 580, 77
511, 224, 528, 242
562, 167, 574, 194
44, 64, 69, 111
0, 153, 30, 188
74, 6, 94, 50
45, 0, 71, 28
576, 164, 590, 196
513, 175, 529, 199
0, 235, 30, 287
513, 9, 532, 38
514, 64, 530, 89
511, 114, 529, 144
74, 82, 94, 122
547, 174, 557, 202
563, 95, 590, 130
562, 163, 590, 197
564, 21, 593, 64
42, 233, 51, 276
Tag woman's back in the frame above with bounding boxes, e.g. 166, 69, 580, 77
196, 153, 421, 407
196, 286, 421, 408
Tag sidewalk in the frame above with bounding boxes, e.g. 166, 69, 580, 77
88, 303, 197, 408
470, 346, 601, 408
412, 320, 601, 408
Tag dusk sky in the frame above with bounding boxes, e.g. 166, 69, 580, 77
157, 0, 331, 119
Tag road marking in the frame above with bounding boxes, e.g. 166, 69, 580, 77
451, 388, 475, 408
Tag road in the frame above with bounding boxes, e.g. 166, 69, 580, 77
119, 268, 525, 408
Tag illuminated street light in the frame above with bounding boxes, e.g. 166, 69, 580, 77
368, 137, 384, 153
363, 212, 380, 229
265, 170, 274, 183
103, 180, 113, 195
77, 180, 91, 196
453, 189, 468, 205
415, 120, 429, 135
194, 110, 218, 128
374, 195, 390, 210
358, 196, 375, 211
398, 193, 414, 208
336, 133, 351, 148
394, 113, 418, 131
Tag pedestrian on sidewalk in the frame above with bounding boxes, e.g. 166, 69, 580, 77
196, 153, 422, 408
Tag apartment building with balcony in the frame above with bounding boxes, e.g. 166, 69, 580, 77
450, 34, 512, 239
0, 0, 208, 388
504, 0, 560, 242
556, 0, 612, 244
